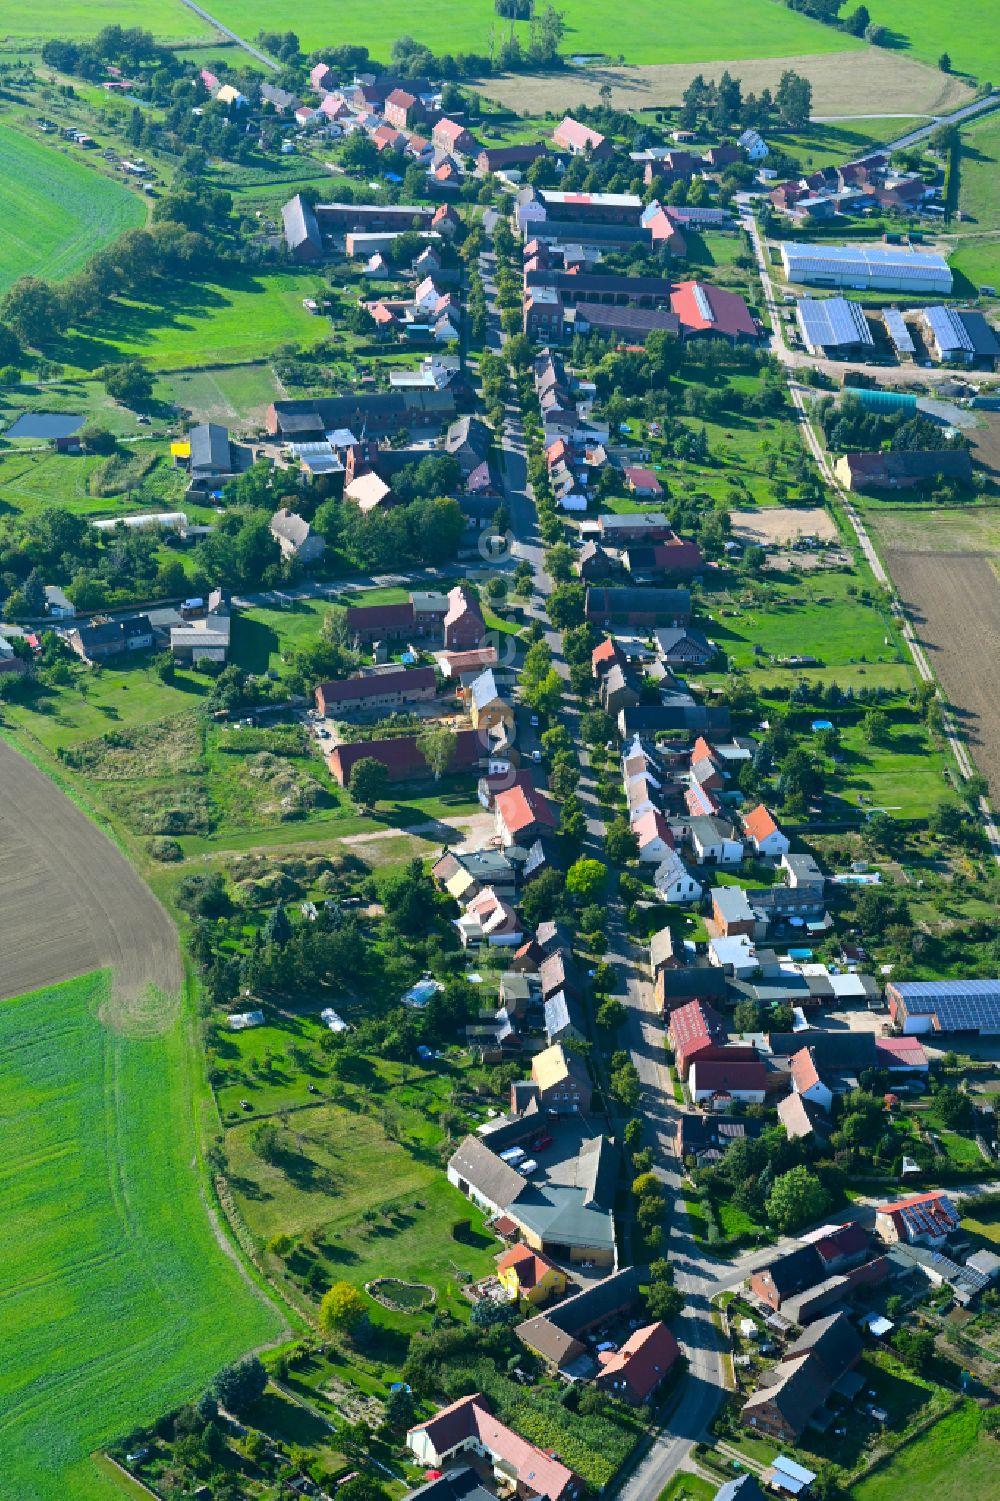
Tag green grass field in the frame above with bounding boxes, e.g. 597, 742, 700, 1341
862, 0, 1000, 84
0, 125, 146, 294
956, 108, 1000, 223
0, 971, 283, 1501
53, 269, 331, 375
155, 363, 281, 427
226, 1098, 498, 1324
209, 0, 853, 63
852, 1402, 995, 1501
1, 0, 212, 39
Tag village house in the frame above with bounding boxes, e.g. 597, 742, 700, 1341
749, 1222, 874, 1312
68, 614, 154, 663
653, 847, 703, 905
444, 584, 486, 650
407, 1394, 583, 1501
552, 116, 613, 159
741, 804, 790, 858
689, 1058, 769, 1108
517, 1269, 641, 1372
596, 1322, 680, 1405
494, 783, 557, 848
270, 507, 326, 563
526, 1043, 592, 1114
496, 1244, 567, 1306
314, 666, 436, 718
875, 1190, 959, 1247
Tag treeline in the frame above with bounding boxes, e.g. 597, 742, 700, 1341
785, 0, 907, 49
0, 175, 238, 359
679, 68, 813, 133
816, 393, 969, 453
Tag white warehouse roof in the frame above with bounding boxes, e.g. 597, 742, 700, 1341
781, 241, 952, 294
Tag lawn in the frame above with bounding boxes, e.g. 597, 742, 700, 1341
155, 363, 282, 428
1, 0, 212, 39
702, 570, 905, 675
225, 1099, 498, 1322
208, 0, 855, 63
852, 1401, 996, 1501
0, 125, 146, 294
774, 118, 929, 173
0, 971, 283, 1501
51, 269, 332, 375
960, 1197, 1000, 1243
657, 1473, 717, 1501
861, 0, 1000, 84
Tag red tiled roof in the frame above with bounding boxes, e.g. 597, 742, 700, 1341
329, 729, 481, 785
316, 666, 434, 707
690, 735, 714, 766
743, 803, 780, 844
592, 637, 621, 670
345, 601, 414, 631
790, 1046, 822, 1096
495, 783, 557, 836
553, 116, 606, 153
597, 1321, 679, 1400
875, 1035, 928, 1069
409, 1394, 581, 1501
632, 808, 674, 850
497, 1243, 559, 1289
624, 466, 663, 493
668, 999, 725, 1052
671, 279, 758, 340
690, 1059, 768, 1093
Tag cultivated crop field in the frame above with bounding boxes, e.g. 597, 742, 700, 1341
865, 504, 1000, 555
0, 971, 284, 1501
0, 125, 146, 294
1, 0, 212, 40
479, 46, 969, 116
0, 739, 182, 1020
210, 0, 847, 62
885, 549, 1000, 797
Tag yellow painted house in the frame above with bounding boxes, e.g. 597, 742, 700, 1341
497, 1243, 567, 1307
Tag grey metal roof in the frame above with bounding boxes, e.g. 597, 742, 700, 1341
447, 1134, 526, 1209
282, 193, 322, 254
797, 296, 873, 352
956, 309, 1000, 358
188, 422, 231, 473
470, 667, 501, 710
924, 303, 974, 356
883, 307, 915, 354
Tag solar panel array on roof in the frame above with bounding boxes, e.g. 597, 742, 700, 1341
693, 284, 714, 322
797, 296, 873, 352
893, 978, 1000, 1032
882, 308, 915, 354
781, 242, 952, 293
924, 303, 974, 356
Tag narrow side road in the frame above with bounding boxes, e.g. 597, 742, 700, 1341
178, 0, 280, 68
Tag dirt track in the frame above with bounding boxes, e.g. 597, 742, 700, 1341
886, 550, 1000, 797
478, 50, 972, 116
0, 740, 182, 1030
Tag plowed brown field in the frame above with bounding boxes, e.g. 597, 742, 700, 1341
0, 740, 181, 1029
886, 550, 1000, 796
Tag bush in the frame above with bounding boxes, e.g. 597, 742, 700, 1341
147, 835, 182, 861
